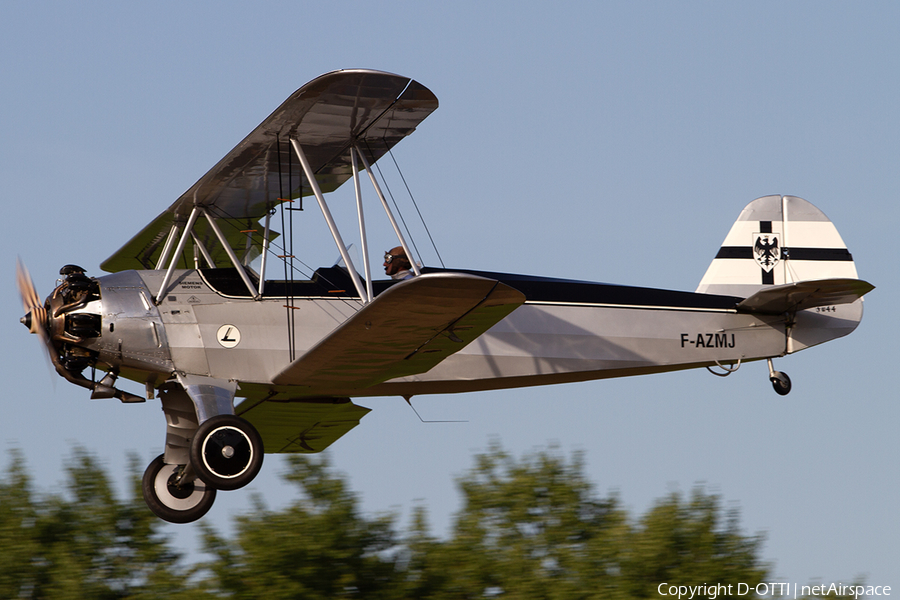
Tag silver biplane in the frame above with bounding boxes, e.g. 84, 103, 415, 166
18, 69, 874, 523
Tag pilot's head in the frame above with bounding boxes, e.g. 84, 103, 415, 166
383, 246, 411, 276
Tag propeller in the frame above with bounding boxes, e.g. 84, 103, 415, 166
16, 257, 59, 382
17, 259, 57, 340
17, 259, 143, 402
17, 258, 49, 336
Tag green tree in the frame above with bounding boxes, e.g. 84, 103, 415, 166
620, 490, 769, 598
0, 450, 41, 599
432, 442, 630, 599
2, 443, 792, 599
0, 449, 191, 599
197, 454, 402, 600
397, 504, 454, 598
426, 442, 769, 599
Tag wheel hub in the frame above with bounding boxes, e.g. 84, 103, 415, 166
166, 473, 196, 500
202, 426, 252, 477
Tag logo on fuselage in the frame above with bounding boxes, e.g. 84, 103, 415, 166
752, 233, 780, 273
216, 324, 241, 348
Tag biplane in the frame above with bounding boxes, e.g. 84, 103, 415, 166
18, 69, 874, 523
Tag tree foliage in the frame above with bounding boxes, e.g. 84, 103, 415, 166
414, 442, 768, 599
196, 455, 401, 599
0, 449, 190, 599
1, 443, 787, 599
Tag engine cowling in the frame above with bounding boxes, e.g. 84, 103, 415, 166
19, 264, 171, 402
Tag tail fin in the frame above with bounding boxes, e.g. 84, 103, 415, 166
697, 195, 860, 298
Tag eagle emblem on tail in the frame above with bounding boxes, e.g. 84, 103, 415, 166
753, 233, 780, 272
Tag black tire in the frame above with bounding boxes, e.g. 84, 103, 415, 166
190, 415, 264, 491
142, 454, 216, 524
770, 371, 792, 396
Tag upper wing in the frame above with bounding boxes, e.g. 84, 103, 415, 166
272, 273, 526, 393
736, 278, 874, 314
101, 69, 438, 272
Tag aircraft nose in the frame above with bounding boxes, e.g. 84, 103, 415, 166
20, 309, 44, 335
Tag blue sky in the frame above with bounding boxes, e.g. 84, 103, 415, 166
2, 1, 898, 589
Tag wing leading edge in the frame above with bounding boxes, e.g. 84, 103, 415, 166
102, 69, 438, 273
272, 273, 527, 393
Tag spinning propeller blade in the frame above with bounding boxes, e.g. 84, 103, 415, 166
16, 257, 57, 381
17, 258, 47, 334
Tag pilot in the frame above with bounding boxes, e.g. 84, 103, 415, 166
383, 246, 414, 280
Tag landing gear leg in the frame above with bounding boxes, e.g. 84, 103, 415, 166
767, 358, 792, 396
142, 454, 216, 524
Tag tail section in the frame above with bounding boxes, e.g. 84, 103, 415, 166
697, 195, 859, 297
698, 195, 873, 353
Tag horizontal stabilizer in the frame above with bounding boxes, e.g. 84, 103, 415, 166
736, 278, 874, 314
237, 398, 370, 454
272, 273, 526, 391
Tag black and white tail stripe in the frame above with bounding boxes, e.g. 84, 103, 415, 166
713, 220, 853, 285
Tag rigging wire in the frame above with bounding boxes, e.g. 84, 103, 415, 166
363, 139, 445, 269
381, 167, 416, 257
363, 140, 420, 263
387, 148, 445, 268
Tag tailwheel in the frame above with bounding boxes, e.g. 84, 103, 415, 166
766, 358, 792, 396
190, 414, 264, 491
770, 371, 792, 396
142, 454, 216, 524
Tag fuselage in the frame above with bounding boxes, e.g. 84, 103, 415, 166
65, 265, 860, 402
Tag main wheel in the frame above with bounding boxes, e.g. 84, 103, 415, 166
142, 454, 216, 524
770, 371, 792, 396
190, 414, 264, 491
